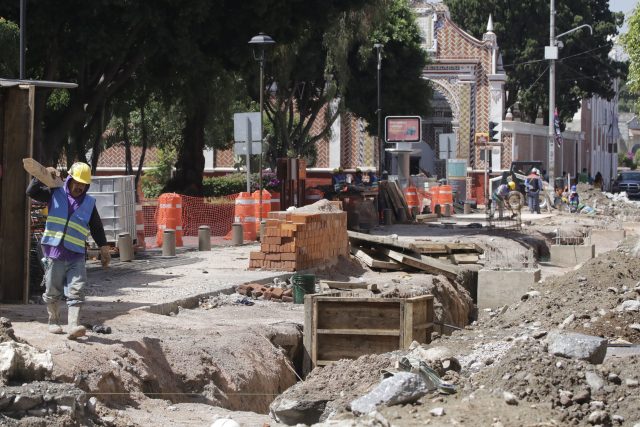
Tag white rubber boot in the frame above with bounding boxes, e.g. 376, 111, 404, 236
46, 302, 63, 334
67, 306, 86, 340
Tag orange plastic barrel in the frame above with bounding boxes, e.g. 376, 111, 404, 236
404, 186, 419, 214
156, 193, 184, 247
429, 186, 441, 211
439, 185, 453, 205
305, 188, 324, 206
234, 192, 257, 241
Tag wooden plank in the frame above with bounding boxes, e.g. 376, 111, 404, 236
0, 86, 34, 303
450, 253, 480, 264
445, 242, 482, 254
317, 328, 400, 336
22, 158, 63, 188
316, 300, 401, 331
319, 279, 381, 291
379, 248, 461, 280
409, 242, 449, 254
349, 246, 403, 270
316, 334, 399, 361
348, 230, 415, 252
303, 291, 314, 375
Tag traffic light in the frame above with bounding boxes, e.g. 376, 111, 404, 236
489, 121, 501, 142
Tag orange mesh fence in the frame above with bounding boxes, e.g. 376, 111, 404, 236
143, 194, 238, 239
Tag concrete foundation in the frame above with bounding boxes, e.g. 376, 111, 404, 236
587, 229, 626, 254
549, 244, 595, 267
477, 268, 541, 309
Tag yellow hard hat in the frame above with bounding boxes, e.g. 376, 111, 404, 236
508, 181, 516, 190
69, 162, 92, 184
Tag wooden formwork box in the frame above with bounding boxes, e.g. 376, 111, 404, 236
303, 294, 434, 374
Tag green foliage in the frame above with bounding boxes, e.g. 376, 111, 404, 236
622, 6, 640, 110
0, 18, 19, 77
202, 173, 247, 197
445, 0, 626, 124
343, 0, 432, 135
141, 148, 177, 199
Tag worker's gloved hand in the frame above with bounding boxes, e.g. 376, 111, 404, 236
100, 246, 111, 268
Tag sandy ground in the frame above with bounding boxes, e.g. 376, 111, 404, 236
2, 195, 640, 426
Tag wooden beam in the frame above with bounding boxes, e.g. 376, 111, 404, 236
379, 248, 461, 280
349, 246, 403, 270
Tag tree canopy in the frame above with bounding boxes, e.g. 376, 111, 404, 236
622, 5, 640, 113
444, 0, 627, 126
0, 0, 433, 194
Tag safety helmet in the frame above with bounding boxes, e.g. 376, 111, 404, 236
69, 162, 92, 184
508, 181, 516, 190
570, 185, 577, 192
532, 168, 539, 175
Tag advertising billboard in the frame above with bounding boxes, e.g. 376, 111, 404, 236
385, 116, 422, 142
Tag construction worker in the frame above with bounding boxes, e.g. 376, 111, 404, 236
26, 162, 111, 340
526, 168, 543, 214
489, 180, 516, 219
568, 185, 580, 213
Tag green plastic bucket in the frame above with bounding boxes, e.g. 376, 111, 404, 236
292, 274, 316, 304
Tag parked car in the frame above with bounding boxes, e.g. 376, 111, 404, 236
612, 171, 640, 198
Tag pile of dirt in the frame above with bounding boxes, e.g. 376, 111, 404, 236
482, 250, 640, 342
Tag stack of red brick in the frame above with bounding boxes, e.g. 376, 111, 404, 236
249, 211, 349, 271
237, 283, 294, 302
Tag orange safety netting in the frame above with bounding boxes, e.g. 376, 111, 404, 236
142, 194, 238, 240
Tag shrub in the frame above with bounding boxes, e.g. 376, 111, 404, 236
203, 173, 247, 197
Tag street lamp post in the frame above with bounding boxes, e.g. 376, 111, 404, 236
249, 33, 276, 222
546, 0, 592, 190
374, 43, 384, 177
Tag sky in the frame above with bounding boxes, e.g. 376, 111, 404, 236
610, 0, 639, 33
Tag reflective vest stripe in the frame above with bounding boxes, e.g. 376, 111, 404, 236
64, 234, 87, 247
43, 230, 65, 240
46, 216, 67, 226
67, 220, 89, 235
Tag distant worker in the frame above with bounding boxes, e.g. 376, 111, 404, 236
593, 172, 603, 190
26, 162, 111, 340
365, 171, 378, 187
332, 167, 347, 192
526, 168, 543, 214
578, 168, 592, 184
489, 181, 516, 219
568, 185, 580, 213
353, 168, 363, 186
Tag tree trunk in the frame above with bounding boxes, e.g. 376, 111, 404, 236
163, 109, 206, 196
135, 104, 148, 202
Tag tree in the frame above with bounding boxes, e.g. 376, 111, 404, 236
262, 0, 431, 168
444, 0, 627, 125
344, 0, 432, 136
622, 6, 640, 114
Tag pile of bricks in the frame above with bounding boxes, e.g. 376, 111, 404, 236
237, 283, 294, 302
249, 211, 349, 271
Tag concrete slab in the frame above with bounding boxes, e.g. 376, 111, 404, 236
477, 268, 541, 309
549, 244, 595, 267
587, 229, 626, 254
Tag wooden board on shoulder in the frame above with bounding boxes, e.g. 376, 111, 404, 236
23, 158, 63, 188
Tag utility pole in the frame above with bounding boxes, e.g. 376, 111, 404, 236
374, 43, 384, 177
547, 0, 556, 189
546, 0, 592, 191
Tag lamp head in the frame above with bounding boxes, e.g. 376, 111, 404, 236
249, 33, 276, 61
373, 43, 383, 50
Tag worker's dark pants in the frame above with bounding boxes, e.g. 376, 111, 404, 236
42, 257, 86, 306
527, 191, 540, 214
